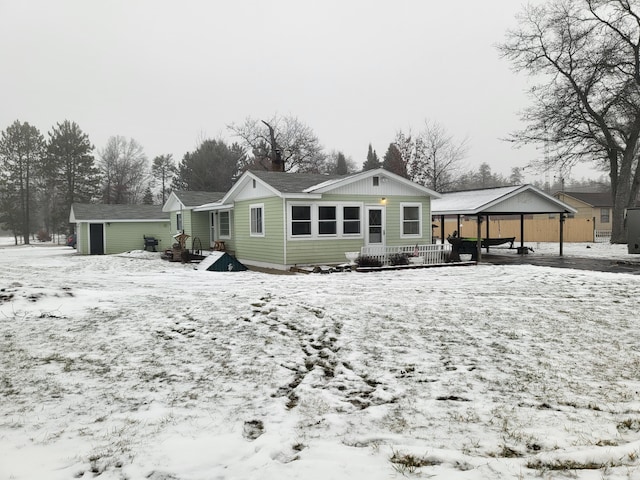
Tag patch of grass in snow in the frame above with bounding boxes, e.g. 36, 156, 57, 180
389, 449, 441, 475
618, 418, 640, 432
526, 458, 615, 471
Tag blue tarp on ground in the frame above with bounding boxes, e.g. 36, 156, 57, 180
195, 252, 247, 272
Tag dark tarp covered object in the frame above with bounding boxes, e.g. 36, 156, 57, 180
196, 252, 247, 272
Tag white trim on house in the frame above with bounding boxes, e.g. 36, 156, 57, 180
307, 169, 441, 198
400, 202, 423, 239
250, 203, 265, 237
286, 201, 364, 240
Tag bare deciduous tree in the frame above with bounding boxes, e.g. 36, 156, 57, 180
99, 136, 149, 204
498, 0, 640, 243
228, 115, 327, 173
395, 120, 468, 191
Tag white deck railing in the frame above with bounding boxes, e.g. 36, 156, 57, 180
594, 230, 611, 243
359, 244, 451, 266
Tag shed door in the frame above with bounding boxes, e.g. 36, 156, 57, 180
365, 206, 385, 246
89, 223, 104, 255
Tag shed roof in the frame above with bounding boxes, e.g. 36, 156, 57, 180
70, 204, 169, 222
432, 185, 576, 216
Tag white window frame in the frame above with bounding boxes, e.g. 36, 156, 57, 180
250, 203, 265, 237
176, 212, 183, 232
400, 202, 422, 238
218, 210, 231, 239
342, 205, 361, 236
287, 202, 363, 240
318, 205, 337, 236
291, 205, 313, 237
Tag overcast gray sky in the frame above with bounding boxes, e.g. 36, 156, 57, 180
0, 0, 602, 183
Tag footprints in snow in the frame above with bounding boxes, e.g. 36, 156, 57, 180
250, 293, 389, 411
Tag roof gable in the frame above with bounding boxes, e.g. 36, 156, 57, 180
432, 185, 576, 215
163, 190, 226, 212
222, 168, 440, 203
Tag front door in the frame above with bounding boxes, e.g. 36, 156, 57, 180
365, 206, 385, 247
89, 223, 104, 255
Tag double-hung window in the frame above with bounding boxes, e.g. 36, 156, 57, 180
401, 203, 421, 237
318, 206, 337, 235
291, 206, 312, 236
218, 211, 230, 238
343, 206, 361, 235
250, 204, 264, 236
600, 208, 610, 224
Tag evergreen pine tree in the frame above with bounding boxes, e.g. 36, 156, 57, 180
362, 143, 380, 171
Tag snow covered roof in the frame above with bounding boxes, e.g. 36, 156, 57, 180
432, 185, 577, 216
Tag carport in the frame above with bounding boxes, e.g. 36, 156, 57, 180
431, 185, 577, 261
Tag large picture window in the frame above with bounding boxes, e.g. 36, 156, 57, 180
288, 203, 362, 239
250, 204, 264, 236
318, 206, 337, 235
401, 203, 421, 237
291, 206, 312, 236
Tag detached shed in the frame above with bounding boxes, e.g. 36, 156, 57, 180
431, 185, 577, 260
69, 204, 171, 255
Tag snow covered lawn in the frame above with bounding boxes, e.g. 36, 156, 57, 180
2, 243, 640, 479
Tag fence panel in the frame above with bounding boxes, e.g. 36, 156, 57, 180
360, 244, 451, 266
432, 217, 596, 243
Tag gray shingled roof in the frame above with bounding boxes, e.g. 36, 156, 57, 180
173, 191, 226, 207
250, 170, 347, 193
71, 204, 169, 221
561, 191, 612, 207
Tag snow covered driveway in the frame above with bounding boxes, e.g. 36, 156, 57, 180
2, 245, 640, 479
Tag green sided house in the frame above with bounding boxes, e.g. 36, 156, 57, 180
165, 168, 441, 270
69, 204, 171, 255
162, 191, 227, 250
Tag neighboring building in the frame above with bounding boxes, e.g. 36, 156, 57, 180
554, 191, 612, 234
69, 204, 171, 255
163, 168, 441, 270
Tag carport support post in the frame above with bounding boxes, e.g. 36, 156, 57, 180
485, 214, 490, 253
520, 214, 525, 253
559, 213, 565, 256
476, 215, 482, 262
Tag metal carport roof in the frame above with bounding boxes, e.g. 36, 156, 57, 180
431, 185, 576, 216
431, 185, 577, 259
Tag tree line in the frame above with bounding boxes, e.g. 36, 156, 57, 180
4, 1, 640, 243
1, 114, 517, 245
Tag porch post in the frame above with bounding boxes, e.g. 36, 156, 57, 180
440, 215, 445, 245
520, 214, 525, 252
